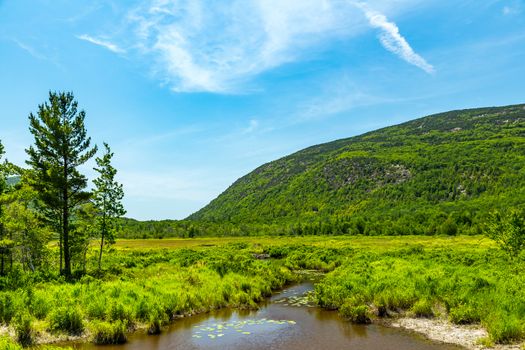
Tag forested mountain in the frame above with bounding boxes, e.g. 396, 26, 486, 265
188, 104, 525, 235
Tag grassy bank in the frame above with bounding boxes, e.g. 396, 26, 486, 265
314, 246, 525, 344
1, 235, 524, 347
0, 244, 294, 347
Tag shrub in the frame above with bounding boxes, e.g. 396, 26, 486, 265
0, 336, 22, 350
411, 299, 434, 318
48, 306, 84, 335
29, 293, 51, 320
86, 298, 106, 320
91, 321, 127, 345
339, 300, 371, 324
449, 304, 480, 324
485, 314, 524, 344
486, 209, 525, 257
106, 301, 133, 324
14, 313, 35, 347
147, 308, 168, 335
0, 293, 18, 323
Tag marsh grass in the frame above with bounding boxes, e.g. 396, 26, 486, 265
0, 235, 523, 346
90, 320, 127, 344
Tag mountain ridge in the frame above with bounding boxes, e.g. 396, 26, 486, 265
188, 104, 525, 235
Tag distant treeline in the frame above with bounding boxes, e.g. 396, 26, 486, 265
118, 206, 484, 238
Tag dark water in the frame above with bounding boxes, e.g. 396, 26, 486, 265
70, 281, 462, 350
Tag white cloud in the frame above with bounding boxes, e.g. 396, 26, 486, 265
124, 0, 369, 93
77, 34, 126, 54
89, 0, 433, 93
354, 2, 435, 74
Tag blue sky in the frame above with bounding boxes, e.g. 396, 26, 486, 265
1, 0, 524, 220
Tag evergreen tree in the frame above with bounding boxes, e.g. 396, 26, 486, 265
93, 143, 125, 270
0, 140, 12, 276
26, 91, 97, 278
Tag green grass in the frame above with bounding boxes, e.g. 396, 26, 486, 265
1, 235, 524, 346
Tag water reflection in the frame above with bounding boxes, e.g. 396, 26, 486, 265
66, 282, 462, 350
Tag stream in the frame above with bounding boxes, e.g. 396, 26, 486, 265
67, 280, 462, 350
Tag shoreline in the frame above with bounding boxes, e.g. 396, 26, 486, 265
381, 316, 524, 350
2, 272, 524, 349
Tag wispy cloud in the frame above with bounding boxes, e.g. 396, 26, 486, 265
502, 3, 522, 15
124, 0, 369, 93
91, 0, 433, 93
242, 119, 260, 134
77, 34, 126, 54
292, 73, 397, 123
354, 2, 435, 74
12, 39, 48, 60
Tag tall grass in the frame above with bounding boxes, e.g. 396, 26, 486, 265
0, 244, 295, 346
313, 247, 525, 344
0, 236, 523, 346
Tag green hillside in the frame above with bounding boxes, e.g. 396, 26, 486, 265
188, 104, 525, 235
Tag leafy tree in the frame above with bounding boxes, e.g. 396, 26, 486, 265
487, 209, 525, 258
0, 140, 13, 276
70, 203, 96, 275
93, 143, 125, 270
0, 184, 51, 272
26, 91, 97, 278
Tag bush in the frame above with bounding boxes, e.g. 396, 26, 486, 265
339, 300, 371, 324
48, 306, 84, 335
0, 293, 18, 323
411, 299, 434, 318
485, 314, 524, 344
486, 209, 525, 258
449, 304, 480, 324
147, 308, 168, 335
91, 321, 127, 345
29, 292, 51, 320
14, 313, 35, 347
106, 301, 133, 324
0, 336, 22, 350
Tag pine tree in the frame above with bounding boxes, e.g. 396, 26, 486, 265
26, 91, 97, 278
0, 140, 11, 276
93, 143, 125, 270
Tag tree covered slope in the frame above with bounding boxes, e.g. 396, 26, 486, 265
188, 104, 525, 235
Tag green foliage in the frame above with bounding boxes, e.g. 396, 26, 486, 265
449, 304, 480, 324
14, 312, 35, 347
311, 241, 525, 344
90, 320, 127, 345
339, 300, 371, 324
93, 143, 126, 269
48, 306, 84, 335
0, 336, 22, 350
411, 299, 434, 318
487, 209, 525, 257
186, 104, 525, 236
0, 184, 51, 273
26, 91, 97, 278
0, 242, 297, 345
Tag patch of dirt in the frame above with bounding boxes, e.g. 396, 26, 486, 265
386, 317, 523, 350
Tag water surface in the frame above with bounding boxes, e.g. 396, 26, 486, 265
71, 281, 462, 350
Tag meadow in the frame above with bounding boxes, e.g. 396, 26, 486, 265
0, 235, 524, 348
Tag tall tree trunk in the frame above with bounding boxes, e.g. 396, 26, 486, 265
98, 213, 106, 270
59, 229, 63, 274
63, 160, 71, 278
98, 234, 104, 270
